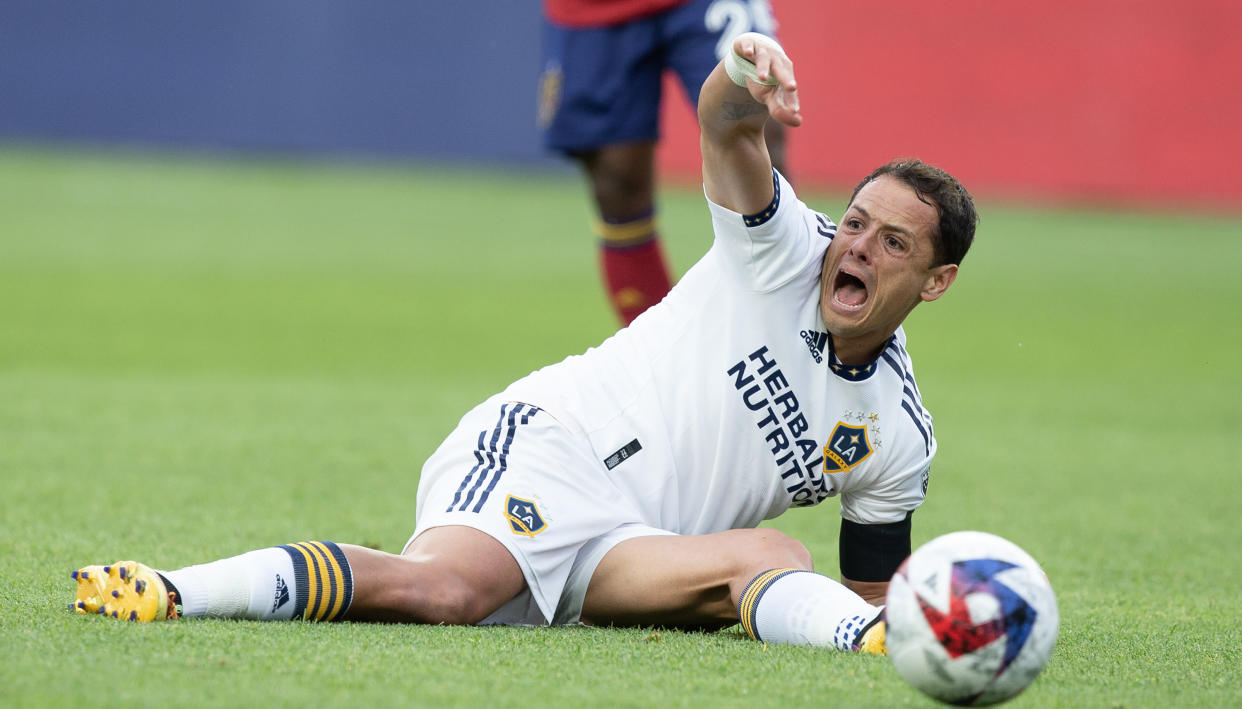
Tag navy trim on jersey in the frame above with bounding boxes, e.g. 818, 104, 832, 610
902, 400, 931, 454
815, 212, 836, 239
828, 360, 877, 381
893, 340, 935, 449
882, 347, 934, 456
446, 403, 541, 514
825, 333, 895, 382
880, 351, 900, 378
742, 169, 781, 227
895, 344, 931, 416
903, 380, 934, 442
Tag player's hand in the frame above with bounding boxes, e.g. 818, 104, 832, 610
733, 33, 802, 127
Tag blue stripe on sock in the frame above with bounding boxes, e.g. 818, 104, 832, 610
320, 541, 354, 619
278, 544, 309, 620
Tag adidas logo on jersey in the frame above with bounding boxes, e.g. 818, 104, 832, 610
801, 329, 829, 363
272, 574, 290, 613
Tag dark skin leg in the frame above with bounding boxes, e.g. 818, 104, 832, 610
575, 141, 657, 223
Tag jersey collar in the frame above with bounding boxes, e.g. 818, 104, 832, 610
826, 333, 895, 382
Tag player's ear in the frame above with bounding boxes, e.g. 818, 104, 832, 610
919, 263, 957, 303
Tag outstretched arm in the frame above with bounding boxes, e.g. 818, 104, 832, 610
698, 32, 802, 215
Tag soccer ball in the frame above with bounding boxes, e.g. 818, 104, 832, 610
885, 531, 1059, 706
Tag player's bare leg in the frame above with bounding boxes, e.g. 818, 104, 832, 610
576, 141, 673, 325
580, 527, 811, 628
581, 528, 884, 652
342, 526, 524, 624
579, 141, 657, 219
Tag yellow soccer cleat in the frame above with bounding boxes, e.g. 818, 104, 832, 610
68, 565, 110, 615
853, 614, 887, 655
69, 561, 178, 621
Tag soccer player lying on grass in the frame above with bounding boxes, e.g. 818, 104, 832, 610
70, 33, 976, 654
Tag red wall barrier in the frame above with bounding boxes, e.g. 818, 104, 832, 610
658, 0, 1242, 208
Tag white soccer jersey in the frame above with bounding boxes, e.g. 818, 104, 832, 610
499, 172, 935, 532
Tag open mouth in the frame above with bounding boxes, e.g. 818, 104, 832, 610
832, 268, 869, 309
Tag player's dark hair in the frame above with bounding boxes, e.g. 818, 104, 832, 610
848, 158, 978, 266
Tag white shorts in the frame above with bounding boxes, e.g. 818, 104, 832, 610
404, 396, 674, 625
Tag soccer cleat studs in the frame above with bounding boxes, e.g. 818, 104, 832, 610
68, 560, 173, 622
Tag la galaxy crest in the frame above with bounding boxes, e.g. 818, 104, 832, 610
504, 495, 547, 537
823, 422, 873, 473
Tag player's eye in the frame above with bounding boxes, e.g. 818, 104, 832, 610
885, 234, 905, 250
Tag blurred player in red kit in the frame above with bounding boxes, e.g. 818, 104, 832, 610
539, 0, 788, 325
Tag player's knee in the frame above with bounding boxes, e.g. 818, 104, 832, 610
593, 165, 648, 201
394, 576, 498, 626
361, 558, 508, 625
422, 584, 492, 625
579, 145, 655, 216
732, 528, 813, 574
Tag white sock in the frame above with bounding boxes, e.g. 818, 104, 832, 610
162, 542, 352, 621
739, 569, 881, 650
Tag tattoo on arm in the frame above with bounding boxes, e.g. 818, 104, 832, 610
721, 101, 769, 121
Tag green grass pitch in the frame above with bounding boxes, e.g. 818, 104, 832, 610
1, 147, 1239, 707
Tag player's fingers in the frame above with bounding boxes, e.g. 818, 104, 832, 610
773, 105, 802, 127
733, 32, 796, 105
772, 87, 802, 127
774, 110, 802, 128
778, 60, 797, 94
736, 36, 756, 60
763, 50, 795, 90
754, 48, 773, 84
780, 84, 800, 115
